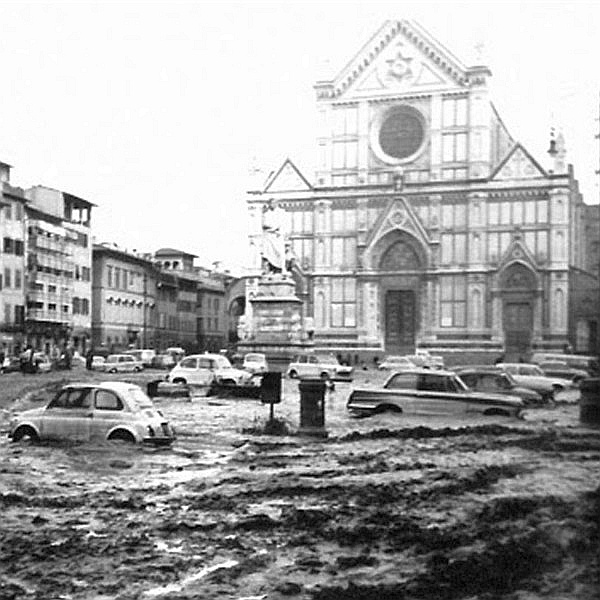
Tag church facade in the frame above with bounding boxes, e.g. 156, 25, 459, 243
244, 20, 598, 360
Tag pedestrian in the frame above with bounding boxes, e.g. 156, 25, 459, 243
86, 349, 93, 371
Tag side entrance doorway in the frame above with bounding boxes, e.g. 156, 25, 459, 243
503, 301, 533, 359
384, 290, 416, 354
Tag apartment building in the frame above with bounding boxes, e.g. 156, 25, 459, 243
91, 243, 157, 351
0, 161, 27, 355
24, 186, 94, 355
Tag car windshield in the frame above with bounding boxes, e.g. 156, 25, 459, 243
245, 354, 264, 363
127, 387, 154, 409
316, 354, 338, 364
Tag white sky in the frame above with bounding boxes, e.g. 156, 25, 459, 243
1, 0, 599, 273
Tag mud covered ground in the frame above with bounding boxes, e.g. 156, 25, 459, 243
0, 369, 599, 600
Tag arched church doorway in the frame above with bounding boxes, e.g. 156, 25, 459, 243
500, 263, 536, 359
376, 235, 423, 354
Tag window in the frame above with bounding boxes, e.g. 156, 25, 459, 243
122, 270, 128, 289
48, 303, 57, 312
95, 391, 123, 411
332, 106, 358, 136
524, 201, 536, 223
4, 303, 11, 323
72, 297, 81, 314
15, 202, 24, 220
107, 266, 113, 287
14, 240, 24, 256
4, 203, 12, 220
82, 267, 90, 282
442, 133, 467, 162
292, 211, 313, 233
440, 275, 466, 327
14, 305, 24, 325
115, 268, 121, 289
442, 97, 467, 127
331, 237, 356, 268
3, 238, 13, 253
385, 373, 418, 390
331, 278, 356, 327
81, 298, 89, 315
332, 208, 356, 232
4, 268, 11, 288
440, 234, 466, 264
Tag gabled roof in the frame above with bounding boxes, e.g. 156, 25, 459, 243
315, 19, 477, 99
491, 142, 547, 181
263, 158, 313, 193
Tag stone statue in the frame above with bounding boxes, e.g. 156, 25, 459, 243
260, 199, 287, 274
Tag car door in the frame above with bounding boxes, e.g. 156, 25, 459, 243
306, 356, 320, 378
196, 357, 215, 385
92, 389, 127, 440
416, 373, 463, 415
40, 388, 92, 441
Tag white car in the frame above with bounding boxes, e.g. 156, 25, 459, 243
166, 353, 250, 387
8, 382, 175, 445
124, 349, 156, 367
286, 353, 353, 381
378, 356, 416, 371
102, 354, 144, 373
243, 352, 269, 374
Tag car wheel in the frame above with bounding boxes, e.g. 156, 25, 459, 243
12, 425, 39, 442
288, 370, 298, 379
320, 371, 330, 381
108, 429, 136, 444
172, 378, 187, 385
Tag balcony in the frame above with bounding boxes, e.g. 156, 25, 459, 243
26, 309, 70, 324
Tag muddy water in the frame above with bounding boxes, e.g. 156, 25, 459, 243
0, 376, 598, 600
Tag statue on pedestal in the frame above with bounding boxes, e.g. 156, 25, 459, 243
260, 199, 287, 275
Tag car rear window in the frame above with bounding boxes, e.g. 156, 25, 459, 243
385, 373, 418, 390
128, 388, 153, 409
95, 391, 123, 411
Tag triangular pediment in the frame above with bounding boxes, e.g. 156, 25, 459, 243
263, 158, 312, 193
363, 197, 432, 268
321, 20, 470, 99
498, 235, 538, 271
491, 143, 547, 181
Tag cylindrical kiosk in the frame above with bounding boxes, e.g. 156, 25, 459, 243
298, 378, 328, 438
579, 378, 600, 426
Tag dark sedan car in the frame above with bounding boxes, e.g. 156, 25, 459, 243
454, 367, 544, 406
347, 369, 524, 418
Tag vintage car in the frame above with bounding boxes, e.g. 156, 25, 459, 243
124, 349, 157, 367
286, 353, 353, 381
243, 352, 269, 374
530, 352, 599, 377
8, 382, 175, 445
378, 355, 416, 371
101, 354, 144, 373
538, 361, 588, 384
454, 367, 544, 406
166, 353, 250, 387
346, 369, 524, 418
495, 363, 575, 402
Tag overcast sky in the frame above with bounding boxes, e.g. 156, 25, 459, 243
1, 0, 599, 273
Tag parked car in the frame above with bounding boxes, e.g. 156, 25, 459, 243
33, 353, 52, 373
346, 369, 523, 418
101, 354, 144, 373
124, 349, 156, 367
537, 361, 588, 384
495, 363, 574, 402
166, 353, 250, 387
454, 367, 544, 406
151, 353, 176, 370
404, 351, 444, 370
1, 356, 22, 374
530, 352, 599, 377
378, 355, 416, 371
90, 356, 106, 371
286, 353, 353, 380
8, 382, 175, 445
243, 352, 269, 374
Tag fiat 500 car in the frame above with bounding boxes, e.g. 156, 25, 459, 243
286, 353, 353, 381
347, 369, 524, 418
8, 382, 175, 445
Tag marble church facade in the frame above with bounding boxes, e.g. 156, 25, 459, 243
243, 20, 598, 359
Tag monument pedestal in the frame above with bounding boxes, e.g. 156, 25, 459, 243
238, 273, 313, 371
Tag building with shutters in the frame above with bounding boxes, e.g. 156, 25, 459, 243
243, 20, 599, 360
